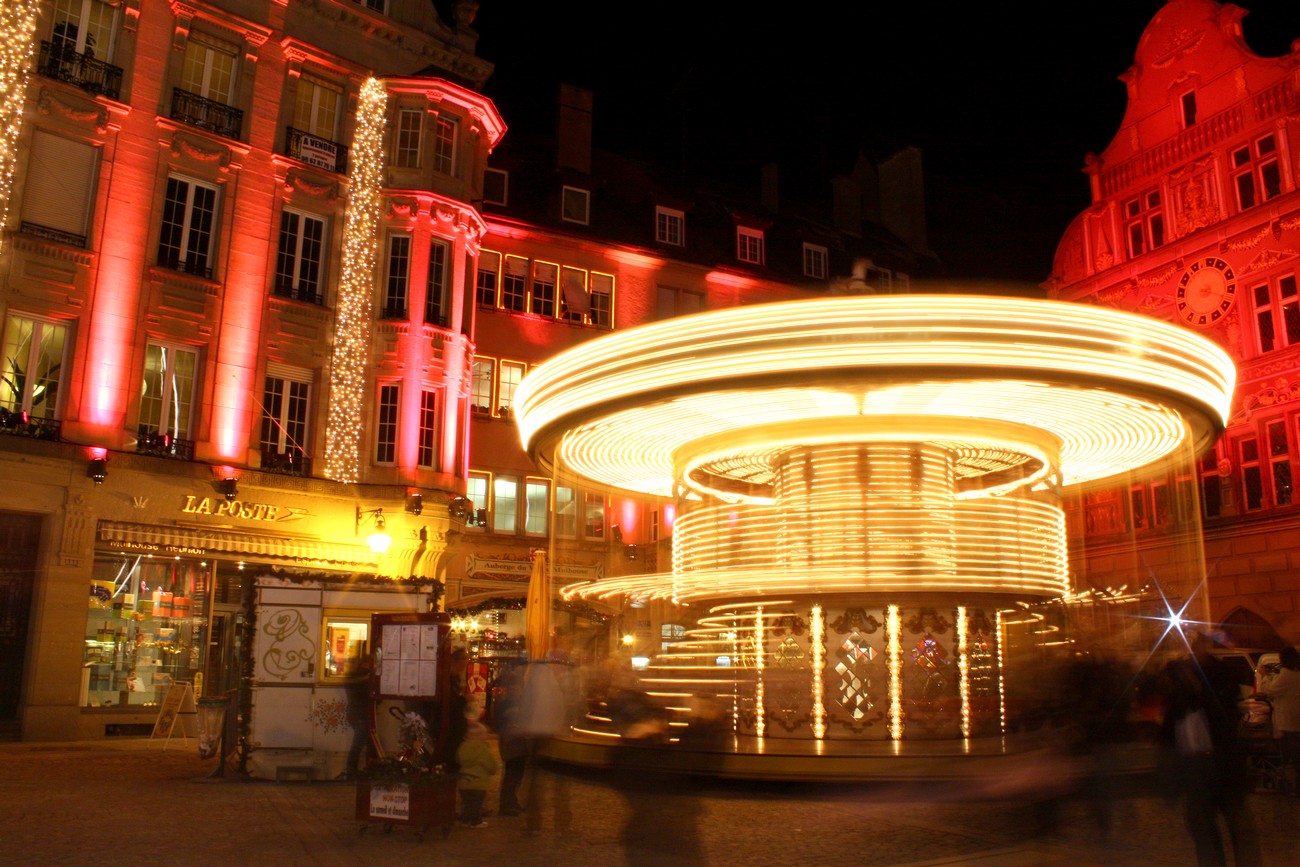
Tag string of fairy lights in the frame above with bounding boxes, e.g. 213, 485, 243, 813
323, 77, 388, 483
0, 0, 40, 254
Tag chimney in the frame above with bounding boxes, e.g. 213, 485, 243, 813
878, 146, 928, 254
556, 83, 592, 175
761, 162, 779, 213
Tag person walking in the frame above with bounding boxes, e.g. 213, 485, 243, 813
455, 720, 499, 828
493, 661, 529, 815
1260, 645, 1300, 796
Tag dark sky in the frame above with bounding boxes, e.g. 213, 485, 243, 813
471, 1, 1300, 286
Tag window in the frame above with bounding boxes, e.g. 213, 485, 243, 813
21, 130, 97, 247
656, 206, 684, 246
1269, 419, 1292, 506
651, 509, 660, 542
375, 383, 399, 464
866, 263, 893, 291
1252, 274, 1300, 354
1241, 436, 1264, 511
1124, 189, 1164, 258
418, 389, 439, 469
554, 485, 576, 537
525, 478, 550, 536
1180, 91, 1197, 128
737, 227, 764, 265
260, 368, 310, 458
466, 471, 489, 523
433, 115, 457, 175
483, 169, 508, 206
51, 0, 118, 58
181, 34, 236, 105
275, 209, 325, 304
383, 234, 410, 319
470, 358, 494, 413
0, 315, 68, 420
1199, 450, 1222, 519
657, 285, 703, 320
394, 108, 422, 168
320, 616, 369, 680
293, 77, 341, 141
1233, 135, 1282, 211
425, 238, 449, 326
583, 491, 605, 538
803, 243, 828, 280
492, 475, 518, 533
562, 186, 590, 225
498, 360, 525, 416
502, 256, 527, 312
158, 175, 218, 277
531, 262, 557, 317
352, 0, 387, 12
1129, 485, 1149, 530
590, 273, 613, 328
560, 267, 588, 322
477, 251, 501, 307
139, 343, 198, 440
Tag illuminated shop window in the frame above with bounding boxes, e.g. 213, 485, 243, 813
477, 250, 501, 307
1252, 274, 1300, 354
525, 478, 550, 536
374, 382, 399, 464
139, 342, 197, 441
0, 315, 67, 421
425, 238, 449, 326
736, 226, 764, 265
383, 233, 410, 319
498, 360, 526, 417
656, 206, 684, 246
803, 243, 828, 280
275, 208, 326, 304
483, 169, 508, 206
531, 261, 557, 317
470, 358, 495, 414
157, 175, 218, 278
562, 186, 590, 225
321, 615, 370, 680
554, 485, 577, 537
417, 388, 440, 469
83, 554, 211, 708
502, 255, 528, 312
493, 475, 518, 533
1233, 135, 1282, 211
1124, 189, 1164, 258
394, 107, 422, 168
21, 130, 97, 247
260, 367, 311, 458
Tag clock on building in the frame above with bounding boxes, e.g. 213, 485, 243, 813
1175, 256, 1237, 327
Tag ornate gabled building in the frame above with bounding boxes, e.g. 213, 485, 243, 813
1048, 0, 1300, 648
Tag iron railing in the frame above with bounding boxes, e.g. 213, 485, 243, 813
170, 87, 243, 140
36, 41, 123, 100
0, 408, 61, 441
273, 277, 324, 306
260, 448, 311, 477
20, 221, 87, 248
136, 430, 195, 461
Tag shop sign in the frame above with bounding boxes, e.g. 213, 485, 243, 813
106, 539, 206, 556
368, 784, 410, 820
466, 556, 603, 580
180, 495, 306, 523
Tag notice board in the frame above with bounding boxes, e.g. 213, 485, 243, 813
372, 612, 449, 700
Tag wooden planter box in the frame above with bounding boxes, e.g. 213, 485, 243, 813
355, 778, 457, 840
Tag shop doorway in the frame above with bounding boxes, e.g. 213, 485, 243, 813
0, 512, 42, 729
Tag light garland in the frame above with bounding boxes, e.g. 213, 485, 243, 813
887, 605, 903, 741
957, 606, 970, 739
753, 606, 764, 738
323, 77, 388, 482
0, 0, 39, 254
810, 603, 825, 739
996, 609, 1006, 735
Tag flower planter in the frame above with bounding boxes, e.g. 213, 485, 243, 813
355, 778, 457, 840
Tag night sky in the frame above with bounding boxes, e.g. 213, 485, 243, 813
470, 0, 1300, 287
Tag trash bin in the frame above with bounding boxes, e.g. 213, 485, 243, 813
196, 696, 230, 760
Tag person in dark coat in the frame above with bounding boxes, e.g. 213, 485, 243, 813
493, 661, 529, 815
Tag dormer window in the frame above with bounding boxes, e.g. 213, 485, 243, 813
656, 206, 684, 246
562, 186, 590, 225
802, 243, 828, 280
737, 226, 765, 265
1180, 91, 1197, 129
483, 169, 508, 206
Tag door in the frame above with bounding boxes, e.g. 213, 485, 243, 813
0, 512, 42, 722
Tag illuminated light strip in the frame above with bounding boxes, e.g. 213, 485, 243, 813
323, 77, 388, 482
0, 0, 39, 254
887, 605, 903, 741
754, 606, 764, 739
957, 606, 970, 739
811, 604, 825, 739
996, 609, 1006, 735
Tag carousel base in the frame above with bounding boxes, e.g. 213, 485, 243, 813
538, 729, 1158, 784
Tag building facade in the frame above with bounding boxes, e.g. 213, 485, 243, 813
1048, 0, 1300, 648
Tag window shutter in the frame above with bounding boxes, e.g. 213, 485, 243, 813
22, 131, 96, 237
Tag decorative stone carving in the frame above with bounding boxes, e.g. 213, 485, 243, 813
284, 169, 339, 202
169, 132, 232, 168
36, 88, 108, 132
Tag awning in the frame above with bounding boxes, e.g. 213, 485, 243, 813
98, 521, 376, 568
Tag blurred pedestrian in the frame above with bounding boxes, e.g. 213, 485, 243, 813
455, 720, 499, 828
1259, 645, 1300, 796
493, 660, 529, 815
1158, 634, 1261, 867
1060, 650, 1132, 839
519, 659, 576, 835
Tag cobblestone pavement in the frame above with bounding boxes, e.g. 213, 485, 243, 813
1, 738, 1297, 866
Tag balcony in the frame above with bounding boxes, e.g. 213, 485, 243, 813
170, 88, 243, 140
20, 221, 87, 249
261, 448, 311, 477
0, 408, 60, 441
284, 126, 348, 175
36, 41, 123, 100
380, 300, 408, 320
273, 277, 324, 306
157, 251, 213, 280
136, 430, 194, 461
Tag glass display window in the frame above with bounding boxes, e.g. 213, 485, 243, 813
83, 553, 211, 709
321, 614, 370, 680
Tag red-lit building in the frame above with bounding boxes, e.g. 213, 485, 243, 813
1048, 0, 1300, 648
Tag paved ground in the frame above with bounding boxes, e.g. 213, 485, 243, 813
0, 737, 1297, 866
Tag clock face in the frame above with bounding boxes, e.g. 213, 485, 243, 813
1175, 256, 1236, 327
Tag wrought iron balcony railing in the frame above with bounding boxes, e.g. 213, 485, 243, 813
136, 430, 195, 461
157, 251, 214, 280
261, 448, 311, 477
20, 221, 87, 248
170, 87, 243, 140
37, 41, 123, 100
380, 300, 408, 320
0, 408, 61, 441
273, 277, 324, 306
284, 126, 348, 174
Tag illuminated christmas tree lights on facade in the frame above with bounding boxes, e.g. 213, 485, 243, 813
323, 77, 388, 483
0, 0, 40, 253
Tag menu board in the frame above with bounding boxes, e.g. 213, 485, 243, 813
372, 613, 447, 700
